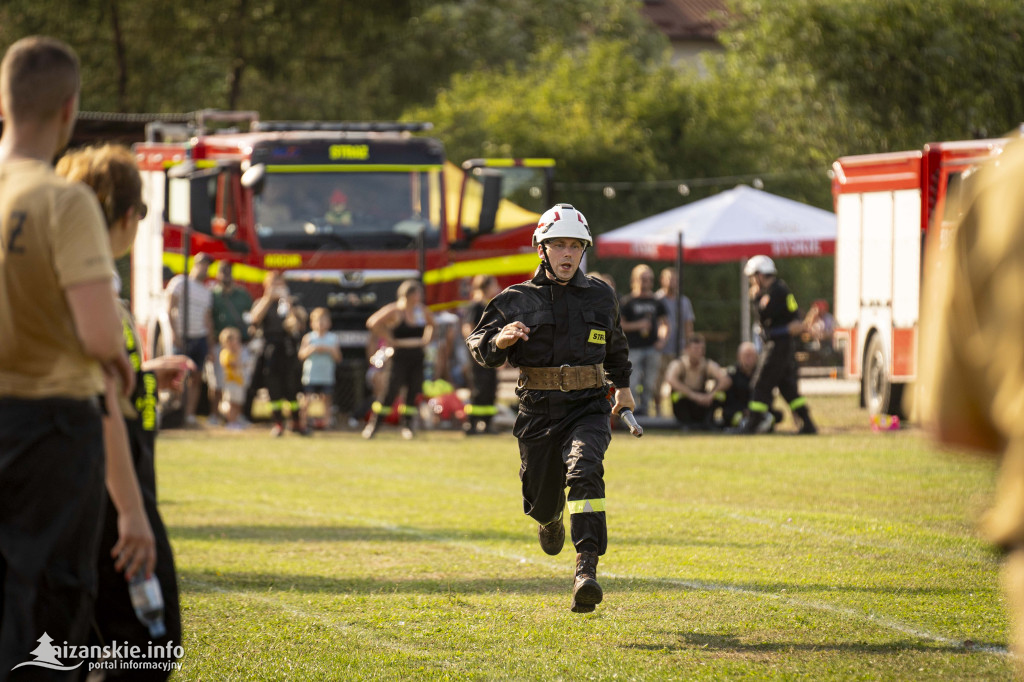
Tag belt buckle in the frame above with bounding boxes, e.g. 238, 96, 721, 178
558, 364, 571, 392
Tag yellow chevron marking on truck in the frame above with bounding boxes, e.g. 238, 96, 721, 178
422, 252, 539, 286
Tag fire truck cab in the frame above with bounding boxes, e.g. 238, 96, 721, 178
129, 111, 553, 416
131, 112, 553, 357
831, 138, 1006, 417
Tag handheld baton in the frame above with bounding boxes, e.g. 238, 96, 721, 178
619, 409, 643, 438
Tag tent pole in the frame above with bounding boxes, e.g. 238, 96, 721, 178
675, 232, 684, 356
740, 262, 750, 343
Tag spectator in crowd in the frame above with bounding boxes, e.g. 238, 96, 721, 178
299, 307, 341, 430
56, 142, 186, 674
208, 261, 253, 425
0, 36, 137, 672
717, 341, 781, 430
363, 279, 435, 440
655, 266, 695, 415
251, 271, 307, 437
664, 334, 731, 430
461, 275, 501, 435
589, 271, 619, 302
218, 326, 249, 430
801, 298, 837, 361
619, 264, 668, 416
429, 309, 462, 385
165, 251, 214, 427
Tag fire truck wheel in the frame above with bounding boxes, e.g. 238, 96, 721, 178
862, 333, 904, 419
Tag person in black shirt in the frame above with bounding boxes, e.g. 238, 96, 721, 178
739, 256, 817, 435
363, 279, 435, 440
461, 275, 501, 435
467, 204, 634, 613
619, 264, 668, 416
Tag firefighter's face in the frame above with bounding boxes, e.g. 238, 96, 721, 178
748, 274, 763, 298
539, 238, 584, 282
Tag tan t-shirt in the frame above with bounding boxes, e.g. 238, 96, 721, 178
0, 158, 114, 399
920, 137, 1024, 547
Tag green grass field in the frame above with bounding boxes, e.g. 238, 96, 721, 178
156, 395, 1012, 680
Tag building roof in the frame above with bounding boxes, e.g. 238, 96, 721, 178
640, 0, 731, 42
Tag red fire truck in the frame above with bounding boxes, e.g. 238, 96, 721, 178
127, 111, 554, 417
831, 137, 1007, 416
131, 111, 553, 360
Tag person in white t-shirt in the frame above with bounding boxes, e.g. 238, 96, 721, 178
165, 251, 214, 426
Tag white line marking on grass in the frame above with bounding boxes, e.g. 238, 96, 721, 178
717, 510, 992, 566
181, 576, 437, 659
608, 573, 1010, 657
181, 500, 1011, 658
336, 515, 1012, 658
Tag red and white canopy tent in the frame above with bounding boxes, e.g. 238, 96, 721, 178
594, 185, 836, 343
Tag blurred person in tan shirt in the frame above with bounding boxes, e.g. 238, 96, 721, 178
0, 36, 134, 673
921, 134, 1024, 670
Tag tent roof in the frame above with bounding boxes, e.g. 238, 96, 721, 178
595, 185, 836, 263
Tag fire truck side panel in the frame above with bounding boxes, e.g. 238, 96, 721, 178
834, 185, 922, 383
133, 169, 171, 358
891, 188, 922, 380
833, 192, 861, 378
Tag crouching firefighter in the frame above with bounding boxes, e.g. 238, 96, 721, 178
466, 204, 634, 613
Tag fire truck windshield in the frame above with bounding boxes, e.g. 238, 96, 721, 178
254, 170, 441, 250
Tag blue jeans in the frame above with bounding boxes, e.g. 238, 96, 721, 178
628, 346, 661, 416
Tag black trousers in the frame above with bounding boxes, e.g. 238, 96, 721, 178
751, 337, 801, 407
671, 396, 714, 429
0, 397, 105, 679
381, 351, 424, 411
514, 393, 610, 555
86, 425, 181, 680
467, 364, 498, 423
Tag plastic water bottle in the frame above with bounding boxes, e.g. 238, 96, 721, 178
129, 573, 167, 638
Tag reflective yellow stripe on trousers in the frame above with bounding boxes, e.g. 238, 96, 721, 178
567, 498, 606, 514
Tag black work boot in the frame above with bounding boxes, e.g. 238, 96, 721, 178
571, 551, 603, 613
538, 493, 565, 555
734, 411, 774, 435
795, 406, 817, 435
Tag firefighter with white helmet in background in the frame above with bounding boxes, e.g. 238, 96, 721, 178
466, 203, 634, 613
739, 255, 817, 434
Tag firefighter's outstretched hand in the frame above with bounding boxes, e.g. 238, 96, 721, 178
495, 321, 530, 349
611, 388, 636, 416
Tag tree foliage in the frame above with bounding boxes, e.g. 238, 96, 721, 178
3, 0, 1024, 357
725, 0, 1024, 151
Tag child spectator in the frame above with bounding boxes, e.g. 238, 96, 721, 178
299, 307, 342, 429
218, 327, 248, 429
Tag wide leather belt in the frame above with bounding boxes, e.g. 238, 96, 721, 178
518, 364, 605, 392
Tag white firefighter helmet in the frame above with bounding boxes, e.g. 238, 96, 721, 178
532, 204, 592, 248
744, 254, 777, 276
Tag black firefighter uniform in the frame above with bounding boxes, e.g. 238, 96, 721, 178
466, 267, 631, 555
